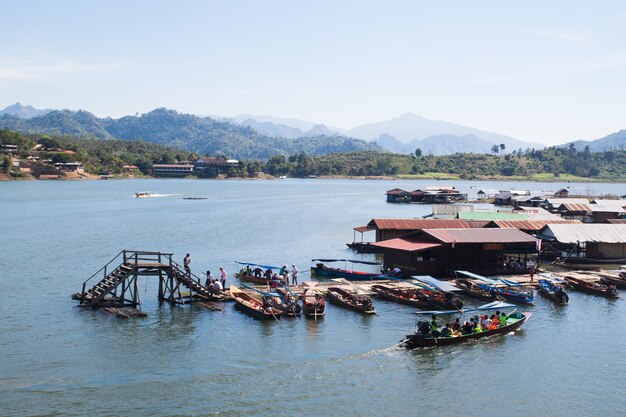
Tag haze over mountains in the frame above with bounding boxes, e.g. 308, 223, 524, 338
1, 103, 624, 157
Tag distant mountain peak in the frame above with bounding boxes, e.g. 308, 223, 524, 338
0, 102, 53, 119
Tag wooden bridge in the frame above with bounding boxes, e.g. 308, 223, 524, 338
75, 250, 223, 309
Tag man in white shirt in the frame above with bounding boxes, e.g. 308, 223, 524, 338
291, 264, 299, 285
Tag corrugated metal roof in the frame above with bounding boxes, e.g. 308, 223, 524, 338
588, 201, 626, 213
488, 219, 581, 231
544, 198, 590, 206
371, 239, 441, 252
458, 211, 529, 221
368, 218, 472, 230
539, 224, 626, 243
353, 226, 373, 233
385, 188, 408, 195
422, 228, 537, 244
558, 203, 592, 212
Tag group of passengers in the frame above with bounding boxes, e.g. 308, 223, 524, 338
423, 311, 509, 338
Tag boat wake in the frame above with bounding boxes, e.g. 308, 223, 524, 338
133, 193, 179, 198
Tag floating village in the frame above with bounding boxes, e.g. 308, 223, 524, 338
72, 186, 626, 348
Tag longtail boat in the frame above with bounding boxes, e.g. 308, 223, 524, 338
371, 284, 432, 308
234, 261, 287, 285
302, 282, 326, 318
401, 301, 531, 348
455, 279, 503, 301
595, 271, 626, 290
537, 279, 569, 304
310, 258, 387, 281
563, 276, 619, 298
326, 287, 376, 314
230, 285, 283, 319
403, 277, 464, 310
241, 284, 301, 316
456, 270, 534, 305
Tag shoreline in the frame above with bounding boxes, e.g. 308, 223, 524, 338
2, 172, 625, 184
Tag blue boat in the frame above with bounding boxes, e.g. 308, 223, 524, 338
537, 279, 569, 304
456, 270, 534, 305
311, 258, 388, 281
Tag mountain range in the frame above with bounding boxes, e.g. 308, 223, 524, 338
1, 103, 624, 157
0, 106, 380, 159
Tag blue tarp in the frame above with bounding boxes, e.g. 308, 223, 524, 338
415, 301, 516, 316
455, 270, 500, 285
236, 261, 281, 270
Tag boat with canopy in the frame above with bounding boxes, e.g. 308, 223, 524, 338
455, 270, 534, 304
240, 283, 302, 316
400, 301, 531, 348
235, 261, 287, 285
310, 258, 388, 281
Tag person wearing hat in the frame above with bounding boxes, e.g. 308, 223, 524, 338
291, 264, 299, 285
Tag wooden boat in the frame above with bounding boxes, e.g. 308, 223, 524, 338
301, 282, 325, 318
235, 261, 287, 285
456, 270, 533, 305
402, 311, 531, 348
537, 279, 569, 304
455, 279, 503, 301
596, 272, 626, 289
346, 242, 383, 254
230, 285, 283, 319
563, 276, 619, 298
400, 278, 464, 310
241, 284, 301, 317
371, 284, 431, 308
326, 286, 376, 314
310, 259, 387, 281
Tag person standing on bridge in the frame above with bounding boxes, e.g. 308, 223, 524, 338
291, 264, 299, 286
205, 270, 213, 289
219, 267, 227, 290
184, 254, 191, 277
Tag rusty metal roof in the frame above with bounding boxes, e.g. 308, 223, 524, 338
558, 203, 592, 213
385, 188, 408, 195
487, 219, 581, 231
353, 226, 373, 233
368, 218, 472, 231
422, 228, 537, 244
371, 239, 441, 252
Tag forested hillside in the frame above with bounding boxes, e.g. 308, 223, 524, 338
0, 108, 381, 159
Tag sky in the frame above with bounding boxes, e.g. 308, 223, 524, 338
1, 0, 625, 145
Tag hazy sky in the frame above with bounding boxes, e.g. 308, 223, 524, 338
2, 1, 625, 144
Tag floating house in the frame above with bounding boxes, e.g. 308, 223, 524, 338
484, 219, 581, 235
542, 198, 590, 212
386, 187, 467, 204
476, 189, 499, 200
372, 228, 537, 277
362, 218, 484, 242
457, 211, 529, 221
537, 224, 626, 261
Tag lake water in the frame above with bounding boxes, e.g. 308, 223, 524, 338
1, 178, 625, 417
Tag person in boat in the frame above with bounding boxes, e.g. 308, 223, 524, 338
184, 254, 191, 277
418, 321, 431, 336
492, 313, 500, 327
441, 323, 453, 337
392, 266, 402, 276
482, 315, 492, 330
315, 293, 325, 307
205, 270, 213, 289
244, 265, 252, 276
291, 264, 299, 285
452, 318, 461, 333
253, 267, 263, 278
280, 265, 288, 276
499, 311, 507, 327
264, 269, 272, 279
488, 315, 498, 330
473, 320, 483, 333
462, 320, 473, 335
429, 316, 441, 337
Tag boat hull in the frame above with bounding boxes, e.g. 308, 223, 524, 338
371, 285, 431, 308
326, 287, 376, 314
402, 312, 531, 348
311, 265, 385, 281
564, 277, 619, 298
600, 276, 626, 290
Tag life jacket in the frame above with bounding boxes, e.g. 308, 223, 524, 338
499, 315, 507, 326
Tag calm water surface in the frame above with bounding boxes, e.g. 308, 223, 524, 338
1, 179, 625, 417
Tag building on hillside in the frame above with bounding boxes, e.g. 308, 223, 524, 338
371, 228, 537, 277
0, 144, 18, 154
123, 165, 140, 173
152, 164, 193, 177
194, 157, 239, 177
537, 224, 626, 261
54, 162, 84, 173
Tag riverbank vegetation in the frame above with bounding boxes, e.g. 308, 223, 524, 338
2, 130, 625, 181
